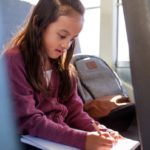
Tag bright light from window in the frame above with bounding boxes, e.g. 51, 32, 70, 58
118, 3, 129, 62
81, 0, 100, 8
20, 0, 38, 5
79, 8, 100, 56
21, 0, 101, 7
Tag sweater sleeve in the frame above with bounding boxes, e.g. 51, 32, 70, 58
5, 51, 87, 150
64, 79, 97, 132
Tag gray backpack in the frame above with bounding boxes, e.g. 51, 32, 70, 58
72, 54, 135, 132
72, 54, 127, 103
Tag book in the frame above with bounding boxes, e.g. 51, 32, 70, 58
21, 135, 79, 150
112, 138, 140, 150
21, 135, 140, 150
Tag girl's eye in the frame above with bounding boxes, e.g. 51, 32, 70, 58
59, 34, 66, 39
71, 38, 75, 42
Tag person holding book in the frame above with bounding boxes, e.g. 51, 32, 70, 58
3, 0, 122, 149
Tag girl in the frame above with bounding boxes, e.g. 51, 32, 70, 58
4, 0, 121, 149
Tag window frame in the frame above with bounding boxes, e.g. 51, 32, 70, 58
116, 0, 130, 68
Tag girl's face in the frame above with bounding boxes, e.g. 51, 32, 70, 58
42, 14, 83, 59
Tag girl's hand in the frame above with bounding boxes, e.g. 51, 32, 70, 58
98, 124, 123, 143
106, 129, 123, 143
85, 131, 115, 150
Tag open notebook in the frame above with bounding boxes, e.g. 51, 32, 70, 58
21, 135, 140, 150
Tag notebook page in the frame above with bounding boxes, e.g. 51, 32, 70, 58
112, 138, 140, 150
21, 135, 140, 150
21, 135, 79, 150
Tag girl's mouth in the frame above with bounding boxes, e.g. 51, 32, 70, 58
55, 49, 64, 54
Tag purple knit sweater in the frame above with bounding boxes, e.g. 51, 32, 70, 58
4, 47, 96, 150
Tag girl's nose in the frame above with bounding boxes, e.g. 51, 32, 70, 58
61, 40, 71, 50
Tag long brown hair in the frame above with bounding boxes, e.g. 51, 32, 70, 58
7, 0, 84, 100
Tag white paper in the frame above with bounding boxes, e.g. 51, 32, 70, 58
21, 135, 79, 150
112, 138, 140, 150
21, 135, 140, 150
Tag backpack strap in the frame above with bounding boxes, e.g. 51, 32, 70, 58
76, 77, 94, 103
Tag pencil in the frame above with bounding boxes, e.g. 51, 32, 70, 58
91, 120, 101, 135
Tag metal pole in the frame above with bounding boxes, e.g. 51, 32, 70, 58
122, 0, 150, 149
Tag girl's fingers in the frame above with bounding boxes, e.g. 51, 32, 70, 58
109, 131, 124, 144
100, 130, 124, 144
100, 134, 115, 146
101, 131, 111, 137
99, 145, 113, 150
